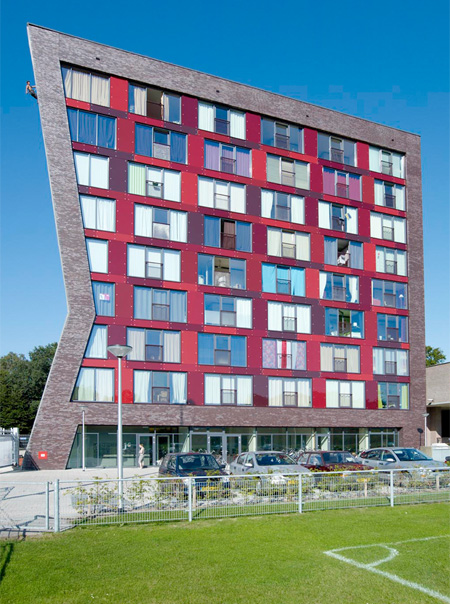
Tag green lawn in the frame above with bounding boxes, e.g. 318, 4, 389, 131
1, 503, 449, 604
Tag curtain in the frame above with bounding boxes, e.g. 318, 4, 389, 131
317, 133, 329, 159
170, 291, 186, 322
293, 341, 306, 370
162, 249, 180, 281
397, 251, 407, 276
86, 239, 108, 273
296, 305, 311, 334
62, 67, 72, 97
164, 332, 180, 363
128, 163, 146, 196
170, 373, 186, 404
134, 286, 152, 320
295, 233, 310, 261
92, 282, 114, 316
374, 180, 383, 206
267, 229, 282, 256
261, 190, 274, 219
266, 155, 280, 183
396, 186, 406, 211
262, 339, 276, 368
369, 146, 380, 172
297, 380, 310, 407
205, 140, 220, 170
130, 85, 146, 115
347, 276, 359, 303
96, 369, 114, 402
370, 213, 382, 239
170, 211, 187, 242
399, 317, 408, 342
347, 346, 360, 373
198, 333, 214, 365
375, 247, 385, 272
236, 221, 251, 252
237, 377, 252, 405
268, 379, 283, 407
98, 116, 115, 149
319, 272, 328, 298
345, 207, 358, 234
134, 371, 151, 403
320, 344, 333, 372
325, 308, 337, 336
71, 70, 90, 102
170, 132, 187, 164
198, 254, 213, 286
236, 298, 252, 328
90, 155, 109, 189
322, 168, 335, 195
97, 197, 115, 232
348, 174, 361, 201
135, 204, 153, 238
76, 368, 95, 401
400, 384, 409, 409
205, 374, 220, 405
231, 337, 246, 367
295, 162, 309, 190
86, 325, 107, 359
291, 268, 305, 297
230, 183, 245, 213
394, 218, 406, 243
318, 201, 331, 229
127, 328, 145, 360
324, 237, 336, 265
198, 176, 214, 208
80, 195, 96, 229
290, 196, 303, 224
230, 110, 246, 139
326, 381, 339, 408
91, 75, 109, 106
128, 245, 146, 278
267, 302, 282, 331
236, 148, 251, 177
349, 242, 363, 269
373, 348, 384, 374
198, 102, 214, 131
230, 259, 245, 289
164, 170, 181, 202
392, 153, 403, 178
67, 108, 78, 141
398, 350, 409, 376
352, 382, 365, 409
135, 124, 152, 157
74, 152, 90, 186
262, 263, 276, 293
204, 216, 220, 247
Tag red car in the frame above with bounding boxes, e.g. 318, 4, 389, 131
297, 451, 366, 472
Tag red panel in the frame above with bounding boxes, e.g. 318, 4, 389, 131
110, 77, 128, 113
117, 117, 134, 155
364, 243, 376, 273
181, 172, 198, 211
188, 136, 204, 172
359, 206, 371, 237
312, 378, 326, 408
246, 113, 260, 144
360, 345, 373, 376
253, 224, 266, 255
304, 128, 317, 158
252, 149, 266, 182
117, 198, 134, 238
305, 268, 319, 299
310, 231, 322, 264
308, 340, 321, 372
365, 381, 378, 409
305, 196, 318, 229
247, 259, 261, 293
310, 163, 322, 194
182, 96, 198, 129
362, 175, 374, 205
357, 142, 369, 170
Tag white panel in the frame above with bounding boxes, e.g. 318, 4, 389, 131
236, 298, 252, 328
135, 204, 153, 238
205, 374, 221, 405
396, 186, 406, 211
374, 180, 383, 206
291, 196, 304, 224
326, 381, 339, 408
230, 110, 246, 139
394, 217, 406, 243
267, 228, 282, 256
295, 232, 310, 261
397, 251, 407, 276
297, 305, 311, 334
267, 302, 282, 331
352, 381, 365, 408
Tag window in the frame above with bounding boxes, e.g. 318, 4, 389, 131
134, 287, 187, 322
262, 339, 306, 370
135, 205, 187, 242
320, 272, 359, 303
320, 344, 360, 373
376, 246, 407, 276
204, 294, 252, 328
325, 308, 363, 338
198, 102, 245, 138
127, 245, 180, 281
204, 216, 251, 252
374, 180, 405, 211
318, 133, 356, 166
128, 162, 181, 202
80, 195, 115, 232
373, 348, 409, 376
62, 66, 109, 106
318, 201, 358, 234
198, 254, 246, 289
198, 176, 246, 213
198, 334, 246, 367
369, 146, 404, 178
326, 380, 365, 408
86, 239, 108, 273
268, 378, 311, 407
267, 228, 310, 261
267, 302, 311, 333
377, 383, 409, 409
266, 154, 309, 189
370, 212, 406, 243
74, 152, 109, 189
204, 140, 251, 177
85, 325, 107, 359
324, 237, 363, 269
68, 109, 115, 149
134, 371, 186, 404
322, 168, 361, 201
372, 279, 408, 309
205, 374, 252, 405
73, 368, 114, 401
129, 84, 181, 123
377, 314, 408, 343
261, 118, 303, 152
92, 282, 115, 316
262, 264, 305, 296
127, 328, 180, 363
261, 190, 304, 224
135, 124, 187, 164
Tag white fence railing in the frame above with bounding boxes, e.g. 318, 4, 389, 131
1, 468, 449, 532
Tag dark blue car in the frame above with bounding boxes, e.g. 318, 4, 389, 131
158, 452, 230, 497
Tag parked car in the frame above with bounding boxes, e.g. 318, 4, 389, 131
158, 452, 230, 496
356, 447, 447, 470
296, 451, 366, 472
229, 451, 311, 490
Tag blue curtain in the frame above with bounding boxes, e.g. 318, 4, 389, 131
290, 127, 300, 152
231, 336, 246, 367
198, 333, 214, 364
134, 286, 152, 320
230, 259, 245, 289
170, 132, 187, 164
324, 237, 336, 265
98, 116, 116, 149
291, 268, 305, 297
377, 315, 385, 339
325, 308, 338, 336
352, 311, 363, 337
349, 242, 363, 269
198, 255, 213, 286
236, 222, 251, 252
93, 282, 114, 316
277, 266, 290, 294
67, 109, 78, 140
169, 291, 187, 323
204, 216, 220, 247
135, 124, 152, 156
261, 263, 276, 293
78, 111, 96, 145
261, 119, 274, 146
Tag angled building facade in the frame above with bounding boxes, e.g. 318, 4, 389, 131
26, 25, 425, 469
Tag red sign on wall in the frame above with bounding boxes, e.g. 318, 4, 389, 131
38, 451, 48, 460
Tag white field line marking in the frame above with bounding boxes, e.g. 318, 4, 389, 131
324, 536, 450, 604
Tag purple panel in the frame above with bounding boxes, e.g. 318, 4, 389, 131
109, 156, 128, 193
246, 185, 260, 217
311, 303, 324, 335
182, 96, 198, 130
188, 212, 204, 245
323, 168, 335, 196
253, 374, 268, 407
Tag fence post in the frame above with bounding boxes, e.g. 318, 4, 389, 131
54, 479, 60, 532
188, 477, 193, 522
390, 471, 394, 507
45, 482, 50, 530
298, 474, 303, 514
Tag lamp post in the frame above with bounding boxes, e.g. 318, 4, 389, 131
422, 412, 430, 448
81, 406, 87, 472
107, 344, 132, 511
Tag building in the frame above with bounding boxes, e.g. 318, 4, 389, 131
426, 363, 450, 446
25, 24, 426, 470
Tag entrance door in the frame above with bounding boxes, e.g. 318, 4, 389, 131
226, 435, 240, 464
156, 435, 170, 463
210, 435, 224, 462
138, 435, 153, 467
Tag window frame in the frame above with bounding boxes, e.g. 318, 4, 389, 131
128, 83, 181, 123
133, 286, 187, 323
372, 279, 408, 309
127, 327, 181, 363
62, 66, 110, 106
72, 367, 114, 402
268, 377, 312, 407
324, 308, 364, 339
68, 108, 116, 149
377, 314, 409, 343
261, 117, 304, 153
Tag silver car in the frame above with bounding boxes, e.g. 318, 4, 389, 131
230, 451, 311, 479
357, 447, 446, 470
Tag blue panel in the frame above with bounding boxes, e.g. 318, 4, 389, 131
198, 333, 214, 365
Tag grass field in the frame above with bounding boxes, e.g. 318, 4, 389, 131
1, 503, 449, 603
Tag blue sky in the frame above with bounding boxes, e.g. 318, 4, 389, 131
1, 0, 449, 358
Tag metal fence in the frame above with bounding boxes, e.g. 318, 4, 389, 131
1, 468, 449, 532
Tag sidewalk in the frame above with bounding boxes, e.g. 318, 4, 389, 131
0, 465, 159, 482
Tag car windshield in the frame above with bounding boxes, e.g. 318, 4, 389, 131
392, 449, 430, 462
255, 454, 296, 466
322, 452, 357, 464
176, 455, 220, 471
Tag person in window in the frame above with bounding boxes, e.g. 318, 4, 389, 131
26, 81, 37, 100
337, 250, 350, 266
138, 443, 145, 469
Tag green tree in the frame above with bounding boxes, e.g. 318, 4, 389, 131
0, 343, 57, 432
426, 346, 446, 367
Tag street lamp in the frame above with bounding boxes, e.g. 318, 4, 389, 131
422, 412, 430, 447
107, 344, 132, 511
81, 405, 87, 472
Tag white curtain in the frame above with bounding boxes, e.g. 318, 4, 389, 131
132, 85, 146, 115
236, 298, 252, 328
86, 325, 107, 359
230, 110, 246, 139
370, 213, 382, 239
267, 228, 282, 256
295, 162, 309, 190
348, 276, 359, 303
347, 346, 360, 373
134, 371, 151, 403
267, 302, 282, 331
291, 196, 304, 224
90, 155, 109, 189
297, 380, 310, 407
63, 68, 72, 97
296, 305, 311, 334
128, 163, 146, 196
164, 170, 181, 202
375, 247, 385, 272
394, 217, 406, 243
127, 244, 146, 278
80, 195, 96, 228
215, 181, 229, 210
91, 74, 110, 106
237, 376, 252, 405
127, 328, 145, 361
74, 152, 90, 186
170, 373, 186, 404
205, 374, 221, 405
295, 233, 310, 261
71, 70, 90, 102
163, 250, 180, 281
96, 368, 114, 402
319, 272, 327, 298
230, 183, 246, 213
261, 190, 274, 219
198, 177, 214, 208
397, 251, 407, 276
374, 180, 383, 206
392, 153, 403, 178
266, 155, 280, 183
373, 348, 384, 374
86, 239, 108, 273
400, 384, 409, 409
164, 331, 180, 363
135, 204, 153, 238
352, 382, 365, 409
398, 350, 409, 376
369, 146, 380, 172
170, 211, 187, 242
268, 379, 283, 407
346, 207, 358, 234
326, 380, 339, 408
320, 344, 333, 372
198, 102, 214, 131
396, 186, 406, 211
76, 368, 95, 401
97, 197, 115, 232
318, 201, 330, 229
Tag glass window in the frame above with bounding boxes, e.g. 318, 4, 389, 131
198, 334, 246, 367
68, 109, 116, 148
92, 282, 115, 316
198, 254, 246, 290
133, 287, 187, 323
62, 66, 110, 106
80, 195, 116, 232
325, 308, 364, 338
72, 367, 114, 401
74, 152, 109, 189
261, 118, 303, 153
204, 140, 251, 177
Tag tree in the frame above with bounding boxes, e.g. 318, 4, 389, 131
426, 346, 446, 367
0, 343, 57, 432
